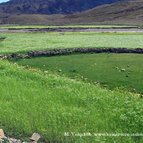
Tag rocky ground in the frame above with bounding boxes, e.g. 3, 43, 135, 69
0, 129, 41, 143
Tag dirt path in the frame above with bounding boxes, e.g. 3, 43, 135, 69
1, 28, 143, 33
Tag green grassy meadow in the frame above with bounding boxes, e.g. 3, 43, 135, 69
0, 32, 143, 54
0, 60, 143, 143
14, 54, 143, 94
0, 27, 143, 142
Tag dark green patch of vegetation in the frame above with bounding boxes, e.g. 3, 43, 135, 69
14, 54, 143, 93
0, 37, 6, 41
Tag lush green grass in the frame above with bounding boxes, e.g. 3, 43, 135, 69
1, 30, 143, 142
0, 59, 143, 143
1, 32, 143, 54
14, 54, 143, 94
0, 24, 137, 29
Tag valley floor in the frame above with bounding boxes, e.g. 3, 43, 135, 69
0, 60, 143, 143
1, 31, 143, 54
0, 25, 143, 142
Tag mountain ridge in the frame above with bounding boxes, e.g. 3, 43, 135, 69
0, 0, 122, 14
71, 0, 143, 24
0, 0, 143, 25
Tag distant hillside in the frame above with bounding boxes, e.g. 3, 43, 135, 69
66, 0, 143, 25
1, 0, 143, 25
0, 0, 122, 14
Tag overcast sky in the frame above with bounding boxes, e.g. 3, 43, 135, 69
0, 0, 9, 3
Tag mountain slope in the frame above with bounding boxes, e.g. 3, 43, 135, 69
0, 0, 122, 14
66, 0, 143, 24
0, 0, 143, 25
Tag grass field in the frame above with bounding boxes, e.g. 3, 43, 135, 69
1, 28, 143, 142
14, 54, 143, 94
1, 32, 143, 54
0, 60, 143, 143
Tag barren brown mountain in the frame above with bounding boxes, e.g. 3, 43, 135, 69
68, 0, 143, 25
0, 0, 143, 25
0, 0, 121, 14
